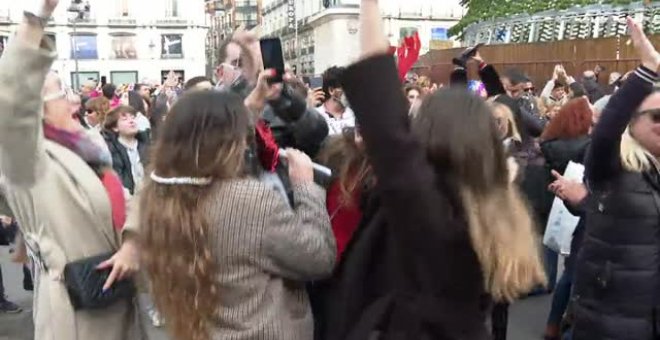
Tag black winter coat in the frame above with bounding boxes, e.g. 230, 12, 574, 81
316, 55, 490, 340
540, 136, 590, 175
574, 66, 660, 340
582, 77, 606, 104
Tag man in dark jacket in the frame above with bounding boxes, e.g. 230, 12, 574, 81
581, 70, 606, 104
101, 105, 149, 195
215, 37, 329, 205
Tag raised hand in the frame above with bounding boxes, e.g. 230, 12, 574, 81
244, 69, 281, 113
552, 65, 560, 80
307, 87, 325, 108
628, 17, 660, 72
472, 51, 484, 64
41, 0, 60, 17
359, 0, 389, 59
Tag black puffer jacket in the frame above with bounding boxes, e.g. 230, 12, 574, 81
574, 171, 660, 340
574, 66, 660, 340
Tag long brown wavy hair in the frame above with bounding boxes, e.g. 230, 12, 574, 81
412, 89, 546, 302
139, 91, 249, 340
317, 127, 372, 207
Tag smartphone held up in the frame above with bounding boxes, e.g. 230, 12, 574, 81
259, 38, 285, 84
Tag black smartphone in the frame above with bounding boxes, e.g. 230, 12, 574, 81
309, 76, 323, 89
466, 43, 485, 58
100, 76, 107, 87
260, 38, 285, 83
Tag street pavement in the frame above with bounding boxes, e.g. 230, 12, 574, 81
0, 247, 553, 340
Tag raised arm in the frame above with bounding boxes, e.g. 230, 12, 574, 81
473, 53, 506, 97
585, 18, 660, 184
540, 80, 555, 101
340, 0, 466, 247
0, 3, 58, 187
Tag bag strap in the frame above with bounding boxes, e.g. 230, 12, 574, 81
23, 233, 48, 272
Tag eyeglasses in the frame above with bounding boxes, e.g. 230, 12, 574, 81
524, 87, 535, 93
637, 108, 660, 123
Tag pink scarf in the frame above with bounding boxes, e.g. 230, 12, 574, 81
43, 123, 126, 230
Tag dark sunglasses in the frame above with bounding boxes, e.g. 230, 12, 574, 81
637, 108, 660, 123
524, 87, 535, 93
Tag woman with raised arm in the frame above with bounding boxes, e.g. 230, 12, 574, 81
571, 18, 660, 339
0, 0, 141, 339
315, 1, 546, 339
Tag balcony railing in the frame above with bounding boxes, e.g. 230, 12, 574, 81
69, 17, 97, 26
155, 18, 188, 26
108, 17, 137, 26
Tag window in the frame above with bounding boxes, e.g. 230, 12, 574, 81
110, 34, 137, 59
165, 0, 179, 17
161, 34, 183, 59
70, 34, 98, 60
110, 71, 138, 85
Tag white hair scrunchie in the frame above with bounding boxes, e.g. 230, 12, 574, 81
149, 172, 212, 186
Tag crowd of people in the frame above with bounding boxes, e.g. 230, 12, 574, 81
1, 0, 660, 340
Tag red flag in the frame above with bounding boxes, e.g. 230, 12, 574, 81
397, 31, 421, 81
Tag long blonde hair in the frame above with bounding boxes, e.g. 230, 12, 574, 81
621, 127, 658, 172
461, 185, 546, 302
490, 101, 521, 143
413, 89, 546, 302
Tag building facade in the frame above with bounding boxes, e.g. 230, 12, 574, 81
260, 0, 464, 76
0, 0, 208, 89
205, 0, 263, 76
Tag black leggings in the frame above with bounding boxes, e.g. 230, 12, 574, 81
492, 302, 509, 340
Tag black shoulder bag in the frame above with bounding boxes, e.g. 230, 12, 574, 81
63, 252, 135, 310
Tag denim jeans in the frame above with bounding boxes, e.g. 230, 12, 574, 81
544, 246, 559, 291
531, 246, 559, 295
547, 266, 573, 326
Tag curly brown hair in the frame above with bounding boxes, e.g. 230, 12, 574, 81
139, 91, 249, 340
